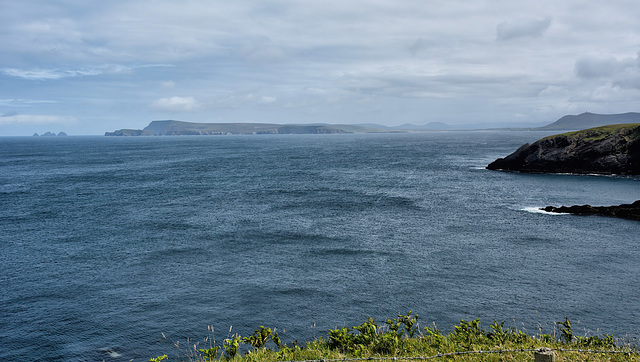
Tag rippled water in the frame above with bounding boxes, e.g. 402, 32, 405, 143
1, 132, 639, 361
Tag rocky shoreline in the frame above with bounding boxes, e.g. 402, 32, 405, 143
487, 123, 640, 221
487, 123, 640, 175
542, 200, 640, 221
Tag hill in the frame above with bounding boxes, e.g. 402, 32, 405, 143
487, 123, 640, 175
538, 112, 640, 130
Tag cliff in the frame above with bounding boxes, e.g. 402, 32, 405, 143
487, 123, 640, 175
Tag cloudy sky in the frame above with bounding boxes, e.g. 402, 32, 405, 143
2, 0, 640, 135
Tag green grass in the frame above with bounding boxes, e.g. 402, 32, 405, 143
544, 123, 640, 142
149, 313, 640, 362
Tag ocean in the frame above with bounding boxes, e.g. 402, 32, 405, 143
1, 131, 639, 361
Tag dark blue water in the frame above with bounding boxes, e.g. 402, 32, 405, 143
1, 132, 639, 361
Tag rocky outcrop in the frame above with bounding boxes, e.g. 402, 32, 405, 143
542, 200, 640, 221
487, 123, 640, 175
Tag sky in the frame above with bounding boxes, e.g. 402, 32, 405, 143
2, 1, 640, 135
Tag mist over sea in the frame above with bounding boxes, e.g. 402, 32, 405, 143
1, 132, 639, 361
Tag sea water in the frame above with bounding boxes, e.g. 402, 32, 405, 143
1, 132, 639, 361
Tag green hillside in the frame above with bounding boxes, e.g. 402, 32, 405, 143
538, 112, 640, 130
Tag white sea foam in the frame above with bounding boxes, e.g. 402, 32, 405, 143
522, 206, 568, 215
99, 348, 122, 358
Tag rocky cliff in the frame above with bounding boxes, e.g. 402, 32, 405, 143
487, 123, 640, 175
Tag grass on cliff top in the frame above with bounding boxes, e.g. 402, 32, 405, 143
545, 123, 640, 142
149, 313, 640, 362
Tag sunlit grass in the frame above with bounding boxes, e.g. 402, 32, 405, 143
150, 314, 640, 362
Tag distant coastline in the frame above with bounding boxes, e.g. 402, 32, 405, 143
105, 120, 428, 136
104, 112, 640, 136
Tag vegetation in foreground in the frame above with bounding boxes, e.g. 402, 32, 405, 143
150, 313, 639, 362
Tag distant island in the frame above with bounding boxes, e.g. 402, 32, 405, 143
33, 131, 68, 136
487, 123, 640, 175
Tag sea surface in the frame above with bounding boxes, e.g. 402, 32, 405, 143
1, 132, 639, 361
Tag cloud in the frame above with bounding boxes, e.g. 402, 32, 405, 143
572, 53, 640, 91
161, 81, 176, 89
236, 37, 286, 64
408, 38, 432, 57
258, 96, 277, 104
304, 87, 329, 95
0, 113, 75, 124
3, 1, 640, 134
339, 65, 526, 100
591, 83, 621, 101
496, 17, 551, 41
538, 85, 568, 97
574, 55, 628, 79
1, 68, 101, 80
1, 64, 171, 80
101, 64, 134, 75
0, 98, 57, 106
151, 96, 200, 112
